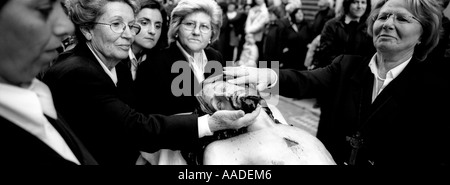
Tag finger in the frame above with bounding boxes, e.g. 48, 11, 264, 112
234, 110, 245, 119
256, 83, 268, 91
248, 105, 261, 118
223, 67, 249, 77
239, 106, 261, 126
226, 77, 249, 85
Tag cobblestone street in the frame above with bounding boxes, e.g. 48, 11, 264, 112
266, 95, 320, 136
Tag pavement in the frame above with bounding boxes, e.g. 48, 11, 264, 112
265, 95, 320, 136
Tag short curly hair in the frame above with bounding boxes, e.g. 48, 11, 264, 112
167, 0, 222, 44
67, 0, 139, 43
366, 0, 442, 61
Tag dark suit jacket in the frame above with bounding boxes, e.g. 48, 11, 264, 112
134, 42, 225, 115
277, 55, 450, 165
42, 42, 200, 165
0, 114, 97, 165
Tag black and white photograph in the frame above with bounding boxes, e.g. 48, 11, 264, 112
0, 0, 449, 183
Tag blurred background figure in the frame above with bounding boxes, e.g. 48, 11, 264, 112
245, 0, 269, 59
312, 0, 374, 69
236, 34, 258, 67
426, 0, 450, 64
223, 2, 247, 62
311, 0, 336, 37
279, 7, 313, 70
259, 5, 285, 66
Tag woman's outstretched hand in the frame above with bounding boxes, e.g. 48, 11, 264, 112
223, 66, 277, 91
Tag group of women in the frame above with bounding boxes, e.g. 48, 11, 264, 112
1, 0, 260, 165
1, 0, 449, 166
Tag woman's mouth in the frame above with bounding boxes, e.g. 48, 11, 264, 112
117, 45, 130, 50
378, 34, 396, 39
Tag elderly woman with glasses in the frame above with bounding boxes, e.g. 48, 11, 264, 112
224, 0, 450, 166
43, 0, 260, 165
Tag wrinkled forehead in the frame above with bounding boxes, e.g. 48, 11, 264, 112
379, 0, 414, 16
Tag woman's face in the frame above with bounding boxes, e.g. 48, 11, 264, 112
255, 0, 265, 6
87, 2, 136, 62
134, 8, 163, 51
372, 0, 423, 55
349, 0, 367, 19
269, 12, 278, 21
178, 11, 212, 55
0, 0, 74, 86
227, 4, 236, 12
295, 10, 304, 22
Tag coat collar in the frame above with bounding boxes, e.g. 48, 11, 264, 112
72, 43, 124, 88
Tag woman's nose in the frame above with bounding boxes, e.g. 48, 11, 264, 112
148, 25, 156, 35
54, 3, 75, 40
382, 15, 395, 29
121, 26, 134, 39
192, 24, 201, 35
356, 2, 363, 8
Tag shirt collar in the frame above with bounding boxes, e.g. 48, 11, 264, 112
176, 41, 208, 83
128, 49, 147, 66
176, 41, 208, 65
345, 15, 360, 24
129, 49, 137, 62
368, 53, 411, 81
0, 79, 81, 165
86, 42, 118, 86
0, 79, 52, 134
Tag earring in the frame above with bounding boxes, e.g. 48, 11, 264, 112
175, 34, 178, 38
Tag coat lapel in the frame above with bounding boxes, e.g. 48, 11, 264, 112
45, 114, 98, 165
358, 59, 420, 132
75, 43, 118, 88
349, 58, 374, 129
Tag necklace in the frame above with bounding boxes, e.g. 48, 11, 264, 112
376, 70, 386, 81
376, 74, 386, 81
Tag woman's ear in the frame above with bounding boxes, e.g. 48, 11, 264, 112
80, 27, 93, 41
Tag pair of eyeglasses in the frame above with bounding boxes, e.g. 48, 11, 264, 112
93, 22, 141, 35
181, 21, 211, 33
373, 13, 422, 25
